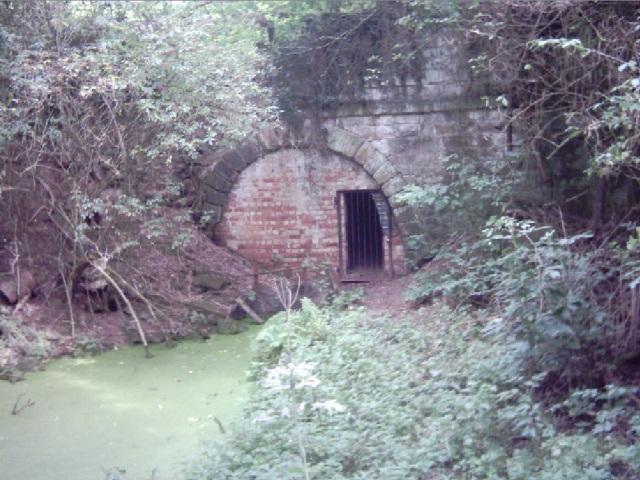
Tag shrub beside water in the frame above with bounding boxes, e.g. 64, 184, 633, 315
188, 300, 639, 479
0, 307, 53, 381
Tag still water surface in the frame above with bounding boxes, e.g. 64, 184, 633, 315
0, 327, 259, 480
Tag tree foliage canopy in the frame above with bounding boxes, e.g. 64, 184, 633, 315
0, 0, 274, 337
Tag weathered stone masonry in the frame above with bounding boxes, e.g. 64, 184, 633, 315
195, 27, 506, 274
215, 149, 405, 274
197, 125, 408, 274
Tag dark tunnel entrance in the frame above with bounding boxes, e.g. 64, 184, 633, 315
344, 190, 384, 273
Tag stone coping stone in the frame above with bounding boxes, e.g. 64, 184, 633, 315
333, 95, 492, 118
202, 204, 223, 222
372, 162, 397, 185
361, 149, 389, 176
326, 128, 364, 158
213, 160, 239, 182
382, 176, 406, 198
202, 170, 233, 193
200, 185, 228, 207
354, 141, 383, 167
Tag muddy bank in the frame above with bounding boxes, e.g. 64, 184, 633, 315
0, 209, 285, 380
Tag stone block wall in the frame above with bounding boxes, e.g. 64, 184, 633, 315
196, 25, 508, 273
325, 110, 505, 187
322, 27, 507, 192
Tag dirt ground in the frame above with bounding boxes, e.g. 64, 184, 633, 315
0, 210, 266, 378
359, 274, 415, 318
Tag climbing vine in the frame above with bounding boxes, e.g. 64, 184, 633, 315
468, 0, 640, 231
267, 0, 459, 120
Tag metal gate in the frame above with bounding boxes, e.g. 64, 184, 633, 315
336, 189, 392, 281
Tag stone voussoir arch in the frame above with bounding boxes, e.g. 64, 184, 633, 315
196, 124, 419, 242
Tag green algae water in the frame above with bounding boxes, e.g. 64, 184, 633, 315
0, 327, 259, 480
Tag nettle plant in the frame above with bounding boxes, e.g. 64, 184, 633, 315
189, 299, 640, 480
188, 298, 356, 480
397, 154, 523, 259
481, 219, 612, 384
414, 214, 640, 389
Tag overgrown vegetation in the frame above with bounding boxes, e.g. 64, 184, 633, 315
263, 0, 458, 120
397, 1, 640, 476
403, 0, 640, 385
188, 300, 640, 479
0, 1, 273, 358
2, 0, 640, 477
469, 0, 640, 230
184, 1, 640, 478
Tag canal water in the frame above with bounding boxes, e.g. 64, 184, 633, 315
0, 327, 259, 480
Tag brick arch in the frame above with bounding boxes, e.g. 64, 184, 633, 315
196, 125, 414, 242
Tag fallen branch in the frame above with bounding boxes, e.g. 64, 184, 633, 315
107, 268, 161, 326
11, 394, 35, 415
59, 263, 75, 338
235, 297, 263, 324
91, 262, 153, 359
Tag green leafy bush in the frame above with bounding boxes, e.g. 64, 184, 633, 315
413, 216, 640, 387
397, 153, 530, 260
188, 301, 639, 480
251, 298, 332, 368
0, 307, 53, 380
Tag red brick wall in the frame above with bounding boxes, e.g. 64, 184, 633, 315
215, 149, 406, 276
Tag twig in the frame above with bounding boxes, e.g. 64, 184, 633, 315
91, 262, 152, 359
213, 416, 226, 434
59, 262, 75, 338
107, 268, 161, 327
10, 219, 20, 301
272, 274, 308, 478
11, 394, 35, 415
13, 295, 30, 315
235, 297, 263, 324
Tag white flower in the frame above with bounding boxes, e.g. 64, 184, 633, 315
263, 365, 291, 391
251, 411, 275, 423
290, 362, 316, 378
296, 376, 321, 389
312, 399, 346, 414
263, 362, 320, 391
